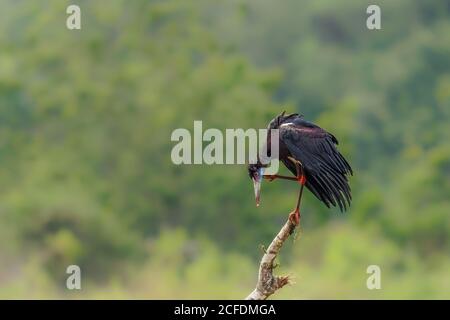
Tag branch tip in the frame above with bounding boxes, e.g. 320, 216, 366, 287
245, 217, 299, 300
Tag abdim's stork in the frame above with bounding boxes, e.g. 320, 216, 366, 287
248, 111, 353, 225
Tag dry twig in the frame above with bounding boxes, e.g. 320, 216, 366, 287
245, 217, 297, 300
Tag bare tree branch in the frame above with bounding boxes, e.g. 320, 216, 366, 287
245, 217, 297, 300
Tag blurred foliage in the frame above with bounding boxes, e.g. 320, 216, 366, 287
0, 0, 449, 298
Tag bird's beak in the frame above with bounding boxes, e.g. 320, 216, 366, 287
253, 168, 264, 207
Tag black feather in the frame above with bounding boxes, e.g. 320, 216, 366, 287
273, 115, 353, 212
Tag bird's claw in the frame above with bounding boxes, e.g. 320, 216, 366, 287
263, 175, 277, 182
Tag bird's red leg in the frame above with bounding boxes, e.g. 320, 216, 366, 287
263, 174, 297, 182
289, 177, 306, 225
287, 157, 306, 226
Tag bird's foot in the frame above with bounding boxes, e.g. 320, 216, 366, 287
289, 209, 300, 226
263, 175, 277, 182
297, 175, 307, 185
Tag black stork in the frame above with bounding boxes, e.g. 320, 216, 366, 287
248, 111, 353, 225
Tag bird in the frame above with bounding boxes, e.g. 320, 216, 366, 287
248, 111, 353, 225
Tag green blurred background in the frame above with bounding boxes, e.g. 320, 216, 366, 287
0, 0, 449, 299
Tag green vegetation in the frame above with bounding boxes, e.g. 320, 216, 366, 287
0, 0, 449, 298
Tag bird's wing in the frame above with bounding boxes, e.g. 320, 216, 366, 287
279, 121, 353, 211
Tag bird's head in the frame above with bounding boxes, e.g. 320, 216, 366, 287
248, 162, 265, 207
268, 110, 303, 130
